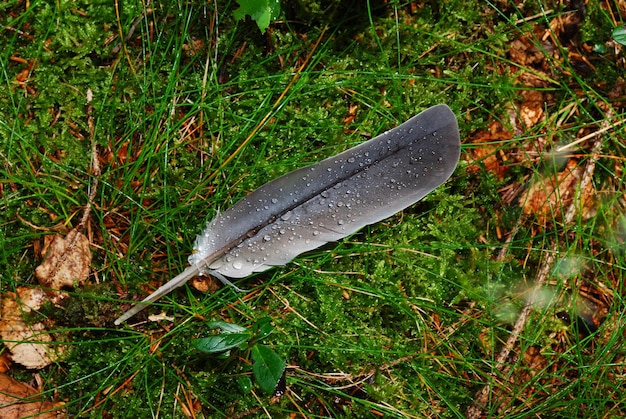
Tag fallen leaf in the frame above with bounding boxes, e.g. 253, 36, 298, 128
518, 90, 545, 129
190, 276, 219, 294
35, 228, 91, 289
0, 288, 66, 369
465, 121, 513, 179
509, 29, 546, 67
520, 159, 596, 224
0, 352, 12, 373
1, 229, 89, 369
0, 372, 65, 418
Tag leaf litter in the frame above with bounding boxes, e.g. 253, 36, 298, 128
0, 228, 91, 369
466, 2, 625, 416
1, 92, 98, 370
0, 372, 65, 418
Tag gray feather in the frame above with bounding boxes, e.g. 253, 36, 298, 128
114, 104, 460, 325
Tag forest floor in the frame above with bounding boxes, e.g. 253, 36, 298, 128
1, 0, 625, 417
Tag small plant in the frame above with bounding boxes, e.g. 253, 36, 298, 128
233, 0, 281, 33
192, 317, 286, 395
613, 24, 626, 46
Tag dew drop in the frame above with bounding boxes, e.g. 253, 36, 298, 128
232, 260, 243, 270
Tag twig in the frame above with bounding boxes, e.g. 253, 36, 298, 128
35, 90, 100, 285
79, 89, 100, 230
466, 107, 612, 418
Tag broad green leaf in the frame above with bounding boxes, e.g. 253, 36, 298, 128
613, 25, 626, 46
207, 320, 247, 333
253, 316, 274, 340
233, 0, 281, 33
193, 332, 251, 353
251, 344, 285, 394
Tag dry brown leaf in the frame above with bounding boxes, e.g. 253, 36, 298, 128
35, 228, 91, 289
190, 276, 219, 294
0, 229, 89, 369
465, 121, 513, 179
0, 352, 12, 373
509, 32, 546, 67
509, 26, 554, 87
0, 288, 65, 369
520, 159, 596, 224
518, 90, 545, 129
0, 372, 65, 418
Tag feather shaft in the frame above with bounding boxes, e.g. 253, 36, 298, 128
114, 265, 199, 325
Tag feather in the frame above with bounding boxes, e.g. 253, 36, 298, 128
114, 104, 460, 325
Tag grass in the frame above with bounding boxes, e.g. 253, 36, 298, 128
1, 0, 625, 417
